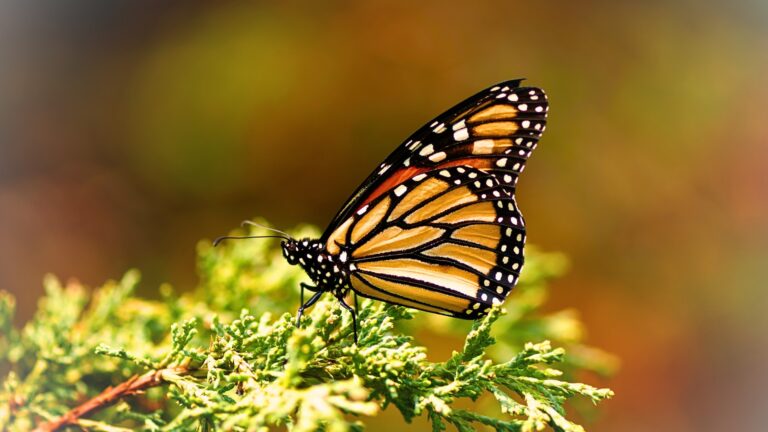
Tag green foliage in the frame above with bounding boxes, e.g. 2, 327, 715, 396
0, 221, 615, 431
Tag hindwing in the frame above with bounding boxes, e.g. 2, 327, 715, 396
328, 166, 525, 317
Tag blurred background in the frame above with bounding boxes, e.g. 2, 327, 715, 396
1, 1, 766, 430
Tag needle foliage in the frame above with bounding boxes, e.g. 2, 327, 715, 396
0, 222, 615, 431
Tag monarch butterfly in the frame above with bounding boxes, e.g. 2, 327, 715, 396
217, 80, 547, 342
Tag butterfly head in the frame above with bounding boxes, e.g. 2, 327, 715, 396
280, 239, 302, 265
281, 238, 323, 264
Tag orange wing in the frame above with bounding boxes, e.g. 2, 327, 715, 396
321, 80, 547, 244
327, 166, 525, 317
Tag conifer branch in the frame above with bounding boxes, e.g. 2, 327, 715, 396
0, 221, 616, 431
32, 367, 189, 432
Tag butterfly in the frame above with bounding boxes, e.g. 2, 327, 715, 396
218, 80, 548, 342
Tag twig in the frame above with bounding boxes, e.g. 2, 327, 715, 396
32, 367, 188, 432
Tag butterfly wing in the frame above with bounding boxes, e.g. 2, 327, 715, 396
328, 165, 525, 317
321, 79, 548, 243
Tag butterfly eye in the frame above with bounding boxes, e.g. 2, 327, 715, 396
281, 241, 300, 264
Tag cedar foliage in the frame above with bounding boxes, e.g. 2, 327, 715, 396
0, 222, 615, 431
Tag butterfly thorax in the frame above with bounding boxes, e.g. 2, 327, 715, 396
281, 238, 350, 293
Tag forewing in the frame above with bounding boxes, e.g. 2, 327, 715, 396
321, 79, 548, 242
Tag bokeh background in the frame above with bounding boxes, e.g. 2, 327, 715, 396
1, 1, 767, 430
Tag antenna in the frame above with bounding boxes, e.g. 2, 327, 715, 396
212, 234, 289, 247
241, 220, 293, 238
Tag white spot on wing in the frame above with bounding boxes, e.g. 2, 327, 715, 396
394, 185, 408, 197
419, 144, 435, 156
453, 128, 469, 141
429, 151, 447, 162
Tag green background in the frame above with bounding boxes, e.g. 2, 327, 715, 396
1, 1, 766, 430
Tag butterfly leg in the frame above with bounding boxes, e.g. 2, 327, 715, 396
299, 281, 322, 309
296, 283, 323, 328
353, 292, 361, 329
336, 294, 358, 344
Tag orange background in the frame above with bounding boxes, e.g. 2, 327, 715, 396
1, 2, 767, 430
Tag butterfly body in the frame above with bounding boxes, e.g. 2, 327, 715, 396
281, 238, 351, 295
276, 80, 548, 341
